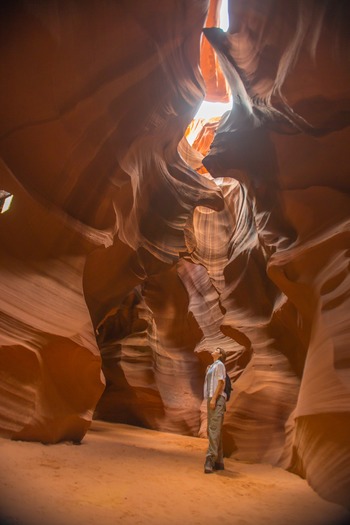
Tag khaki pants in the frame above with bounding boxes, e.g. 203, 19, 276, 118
206, 395, 226, 464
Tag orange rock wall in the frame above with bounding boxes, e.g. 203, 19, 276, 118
0, 0, 220, 441
0, 0, 349, 509
200, 0, 230, 102
200, 0, 350, 508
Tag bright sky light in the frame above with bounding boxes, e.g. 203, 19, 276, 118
194, 100, 231, 120
194, 0, 231, 120
219, 0, 229, 31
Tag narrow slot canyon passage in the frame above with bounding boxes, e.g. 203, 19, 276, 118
0, 1, 350, 524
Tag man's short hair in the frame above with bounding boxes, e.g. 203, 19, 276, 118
217, 348, 227, 363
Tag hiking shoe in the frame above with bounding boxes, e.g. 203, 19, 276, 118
214, 462, 224, 470
204, 457, 214, 474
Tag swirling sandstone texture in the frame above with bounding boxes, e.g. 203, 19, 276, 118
0, 0, 349, 509
0, 0, 222, 441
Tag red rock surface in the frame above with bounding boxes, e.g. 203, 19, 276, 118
0, 0, 349, 510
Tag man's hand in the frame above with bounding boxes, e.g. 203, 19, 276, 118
209, 398, 217, 410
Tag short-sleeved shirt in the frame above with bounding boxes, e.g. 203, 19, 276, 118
204, 360, 226, 400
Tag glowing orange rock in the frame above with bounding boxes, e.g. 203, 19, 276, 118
200, 0, 230, 102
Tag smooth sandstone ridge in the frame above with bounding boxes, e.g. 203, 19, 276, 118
0, 0, 349, 510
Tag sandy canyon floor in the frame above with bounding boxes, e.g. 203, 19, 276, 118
0, 420, 349, 525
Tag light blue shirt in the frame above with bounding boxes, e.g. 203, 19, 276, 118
204, 360, 226, 399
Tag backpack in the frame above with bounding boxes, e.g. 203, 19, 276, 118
224, 373, 232, 401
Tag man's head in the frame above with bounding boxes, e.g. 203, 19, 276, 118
217, 347, 227, 363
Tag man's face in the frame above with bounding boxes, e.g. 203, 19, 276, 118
212, 348, 221, 359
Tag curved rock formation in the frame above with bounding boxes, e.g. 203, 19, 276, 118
0, 0, 222, 441
0, 0, 349, 511
199, 0, 350, 508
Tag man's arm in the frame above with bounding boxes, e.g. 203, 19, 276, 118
209, 379, 224, 409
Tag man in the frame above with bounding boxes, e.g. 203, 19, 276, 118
203, 347, 227, 474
